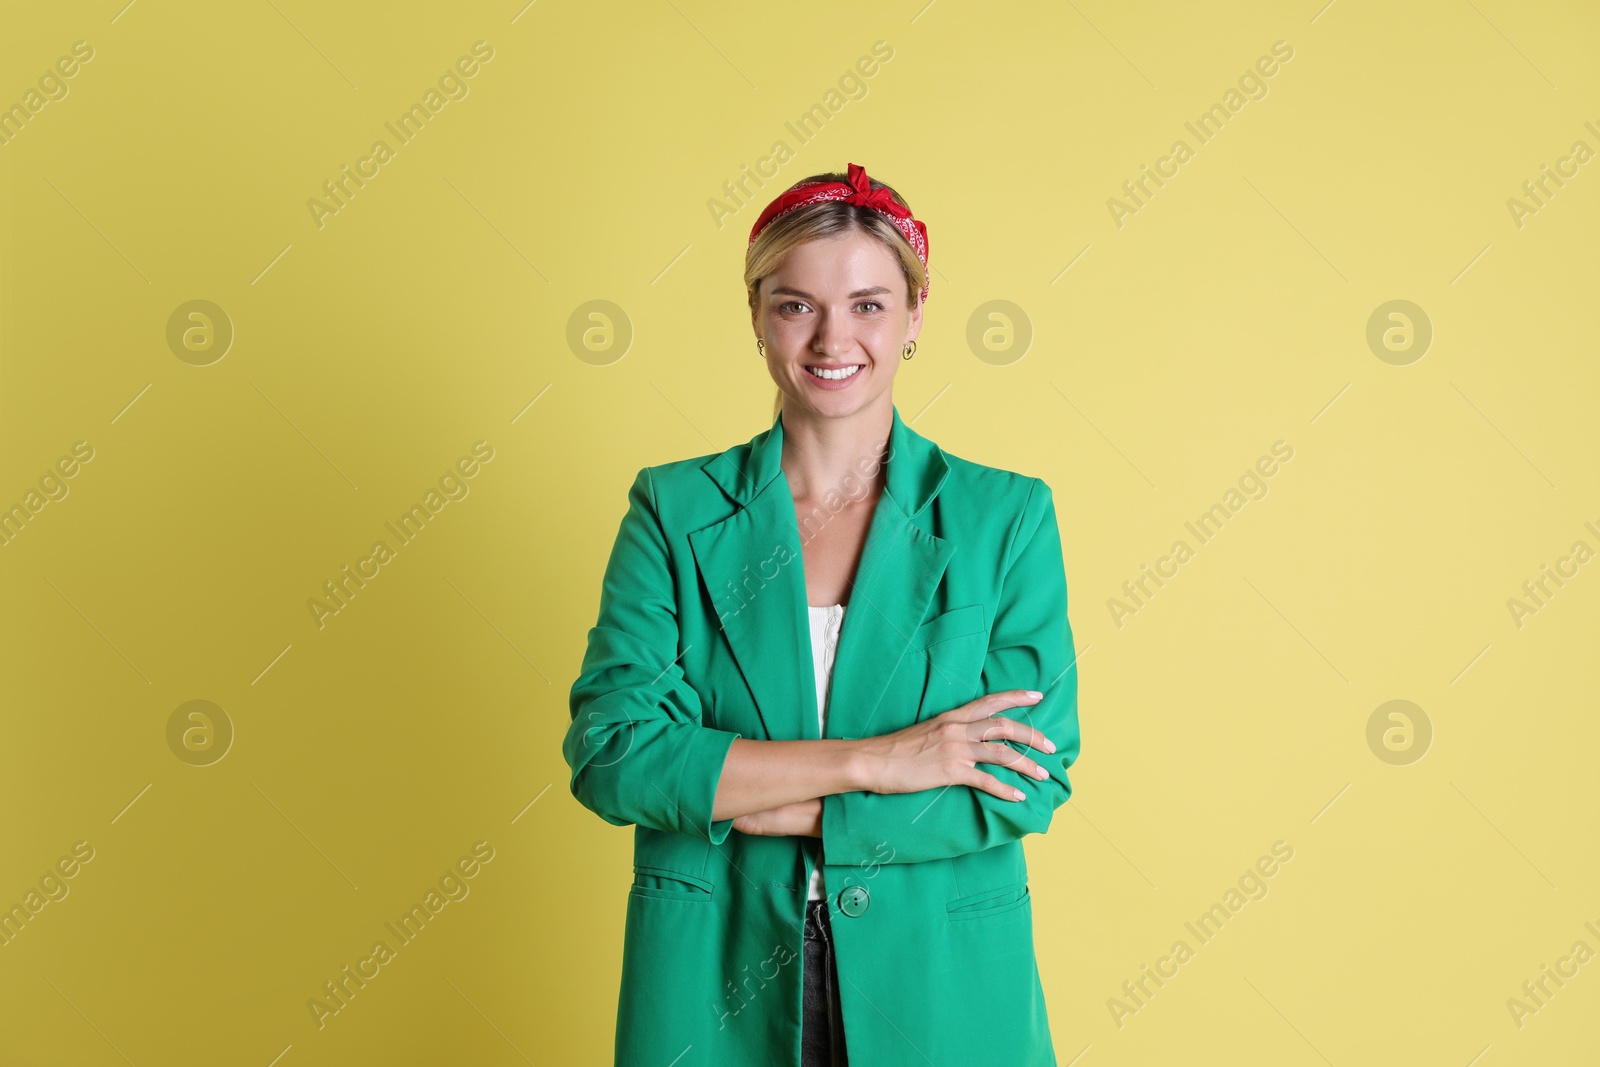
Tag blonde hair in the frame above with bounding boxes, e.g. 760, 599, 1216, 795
744, 170, 927, 422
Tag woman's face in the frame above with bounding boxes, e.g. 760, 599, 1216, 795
752, 230, 923, 420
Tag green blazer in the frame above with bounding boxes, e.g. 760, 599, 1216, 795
564, 403, 1081, 1065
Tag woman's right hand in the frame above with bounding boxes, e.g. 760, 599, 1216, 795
851, 690, 1057, 802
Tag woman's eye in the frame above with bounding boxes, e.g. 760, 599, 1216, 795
776, 300, 882, 314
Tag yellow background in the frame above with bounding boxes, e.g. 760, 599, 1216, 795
2, 0, 1597, 1063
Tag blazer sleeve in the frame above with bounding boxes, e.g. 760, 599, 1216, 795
562, 466, 744, 844
820, 477, 1081, 865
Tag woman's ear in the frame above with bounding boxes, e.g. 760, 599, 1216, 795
906, 295, 924, 342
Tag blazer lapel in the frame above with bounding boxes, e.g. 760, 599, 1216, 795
688, 469, 815, 743
688, 404, 952, 743
825, 478, 954, 741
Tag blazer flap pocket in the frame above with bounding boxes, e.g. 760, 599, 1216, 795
912, 604, 988, 652
946, 878, 1029, 919
631, 864, 715, 900
634, 827, 710, 879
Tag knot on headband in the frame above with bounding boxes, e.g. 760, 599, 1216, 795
747, 162, 930, 305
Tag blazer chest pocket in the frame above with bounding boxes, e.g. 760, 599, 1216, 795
910, 604, 989, 718
912, 604, 987, 653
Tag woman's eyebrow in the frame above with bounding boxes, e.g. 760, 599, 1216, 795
769, 285, 894, 300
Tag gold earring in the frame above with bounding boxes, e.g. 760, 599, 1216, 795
902, 341, 916, 360
757, 339, 766, 359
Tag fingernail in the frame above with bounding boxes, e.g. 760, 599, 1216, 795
1043, 740, 1057, 753
1034, 765, 1048, 779
1026, 690, 1043, 700
1012, 788, 1025, 801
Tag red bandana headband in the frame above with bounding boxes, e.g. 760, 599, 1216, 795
747, 162, 931, 305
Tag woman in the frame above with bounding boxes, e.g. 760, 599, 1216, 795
564, 163, 1081, 1066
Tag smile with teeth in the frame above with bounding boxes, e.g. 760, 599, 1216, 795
805, 364, 863, 380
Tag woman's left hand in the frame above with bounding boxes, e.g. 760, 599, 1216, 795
732, 797, 823, 837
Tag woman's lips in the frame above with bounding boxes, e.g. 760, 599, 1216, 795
803, 364, 865, 390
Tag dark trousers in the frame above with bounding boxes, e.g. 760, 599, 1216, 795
801, 897, 849, 1066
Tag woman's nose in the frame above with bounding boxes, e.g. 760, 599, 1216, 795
812, 311, 855, 357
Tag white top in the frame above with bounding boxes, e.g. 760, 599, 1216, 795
807, 603, 845, 901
